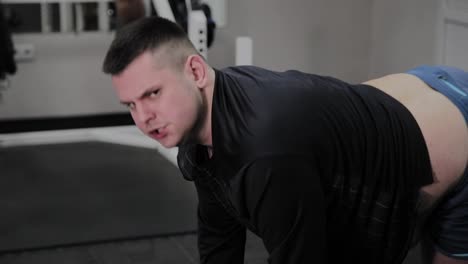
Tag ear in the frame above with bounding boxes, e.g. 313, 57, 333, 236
184, 55, 208, 88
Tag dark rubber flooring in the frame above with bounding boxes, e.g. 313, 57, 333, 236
0, 142, 197, 253
0, 141, 423, 263
0, 232, 268, 264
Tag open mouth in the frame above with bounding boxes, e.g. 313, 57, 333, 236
150, 128, 160, 136
149, 127, 166, 139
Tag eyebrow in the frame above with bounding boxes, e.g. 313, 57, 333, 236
120, 86, 159, 105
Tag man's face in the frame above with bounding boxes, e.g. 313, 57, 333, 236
112, 51, 203, 148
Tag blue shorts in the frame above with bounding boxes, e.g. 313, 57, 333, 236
407, 65, 468, 259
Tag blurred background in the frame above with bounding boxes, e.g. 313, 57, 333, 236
1, 0, 467, 124
0, 0, 467, 263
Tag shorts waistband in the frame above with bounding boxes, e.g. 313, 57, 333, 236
406, 65, 468, 124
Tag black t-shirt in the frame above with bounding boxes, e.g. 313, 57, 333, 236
177, 66, 433, 264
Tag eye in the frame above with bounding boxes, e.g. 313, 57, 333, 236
149, 90, 160, 97
126, 102, 136, 110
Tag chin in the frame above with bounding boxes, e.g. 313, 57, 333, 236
159, 138, 180, 149
161, 142, 177, 148
158, 140, 173, 148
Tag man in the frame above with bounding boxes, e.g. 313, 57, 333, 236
102, 16, 468, 264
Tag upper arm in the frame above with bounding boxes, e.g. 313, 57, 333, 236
244, 156, 327, 263
195, 178, 246, 264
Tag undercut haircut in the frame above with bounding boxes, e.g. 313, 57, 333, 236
102, 16, 198, 75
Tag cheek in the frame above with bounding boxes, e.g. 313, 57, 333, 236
130, 112, 145, 130
173, 103, 196, 125
171, 95, 200, 127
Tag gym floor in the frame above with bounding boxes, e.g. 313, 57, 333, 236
0, 230, 423, 264
0, 127, 423, 264
0, 127, 268, 264
0, 232, 267, 264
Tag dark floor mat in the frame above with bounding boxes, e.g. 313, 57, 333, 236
0, 232, 269, 264
0, 142, 197, 253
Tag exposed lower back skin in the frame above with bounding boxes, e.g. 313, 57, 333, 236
364, 73, 468, 199
365, 73, 468, 264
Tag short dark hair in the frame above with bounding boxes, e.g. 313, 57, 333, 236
102, 16, 196, 75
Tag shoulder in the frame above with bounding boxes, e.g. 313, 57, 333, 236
220, 66, 329, 84
212, 67, 356, 163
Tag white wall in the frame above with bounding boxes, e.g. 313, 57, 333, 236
205, 0, 248, 69
1, 0, 374, 120
242, 0, 373, 83
369, 0, 468, 77
438, 0, 468, 71
5, 0, 466, 120
208, 0, 373, 83
1, 32, 125, 119
368, 0, 441, 78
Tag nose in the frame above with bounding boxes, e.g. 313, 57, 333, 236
134, 103, 156, 125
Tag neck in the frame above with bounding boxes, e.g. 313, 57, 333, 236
197, 67, 216, 148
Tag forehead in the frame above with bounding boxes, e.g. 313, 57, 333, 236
112, 52, 185, 101
112, 52, 171, 96
119, 51, 160, 79
112, 52, 164, 84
